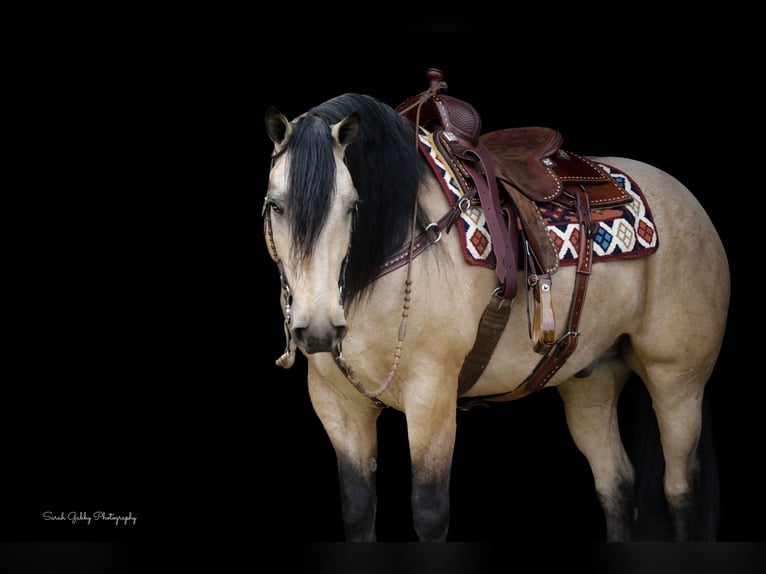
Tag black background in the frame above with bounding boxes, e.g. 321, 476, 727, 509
3, 11, 763, 573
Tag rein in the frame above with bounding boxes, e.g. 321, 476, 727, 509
331, 84, 462, 404
331, 197, 420, 404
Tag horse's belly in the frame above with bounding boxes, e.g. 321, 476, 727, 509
464, 258, 647, 397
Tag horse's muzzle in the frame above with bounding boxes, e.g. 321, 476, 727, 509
291, 324, 347, 354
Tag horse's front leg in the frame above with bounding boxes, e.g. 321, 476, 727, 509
404, 377, 457, 542
308, 369, 383, 541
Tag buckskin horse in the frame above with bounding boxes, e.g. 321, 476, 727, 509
261, 70, 730, 541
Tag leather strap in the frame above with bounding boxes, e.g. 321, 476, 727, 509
457, 291, 513, 396
500, 179, 560, 274
460, 144, 517, 300
376, 222, 443, 279
458, 185, 596, 408
374, 136, 480, 281
530, 273, 555, 353
457, 202, 520, 394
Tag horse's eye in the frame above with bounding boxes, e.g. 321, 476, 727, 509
266, 199, 284, 215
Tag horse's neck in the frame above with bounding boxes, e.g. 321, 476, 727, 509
418, 173, 452, 229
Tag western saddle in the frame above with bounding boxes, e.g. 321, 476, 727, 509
395, 69, 633, 408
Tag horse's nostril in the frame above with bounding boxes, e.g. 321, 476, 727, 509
291, 327, 306, 345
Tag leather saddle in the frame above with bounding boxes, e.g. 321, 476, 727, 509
397, 69, 631, 275
396, 69, 633, 405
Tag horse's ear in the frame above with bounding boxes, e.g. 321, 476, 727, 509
331, 112, 360, 150
265, 106, 292, 147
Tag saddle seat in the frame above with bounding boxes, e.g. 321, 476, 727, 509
481, 128, 633, 274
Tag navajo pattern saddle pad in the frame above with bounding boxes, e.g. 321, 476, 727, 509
418, 131, 659, 268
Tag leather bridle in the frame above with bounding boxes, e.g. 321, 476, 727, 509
263, 145, 424, 407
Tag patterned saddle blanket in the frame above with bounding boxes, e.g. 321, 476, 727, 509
418, 131, 659, 269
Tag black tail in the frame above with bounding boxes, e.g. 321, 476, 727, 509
622, 377, 719, 541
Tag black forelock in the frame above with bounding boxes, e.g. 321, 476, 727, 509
285, 113, 335, 262
284, 93, 427, 303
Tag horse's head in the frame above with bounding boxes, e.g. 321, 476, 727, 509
263, 106, 361, 354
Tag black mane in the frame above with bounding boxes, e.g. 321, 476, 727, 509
284, 93, 428, 304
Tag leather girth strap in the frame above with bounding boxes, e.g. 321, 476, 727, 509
436, 134, 522, 395
458, 185, 596, 409
457, 290, 514, 396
